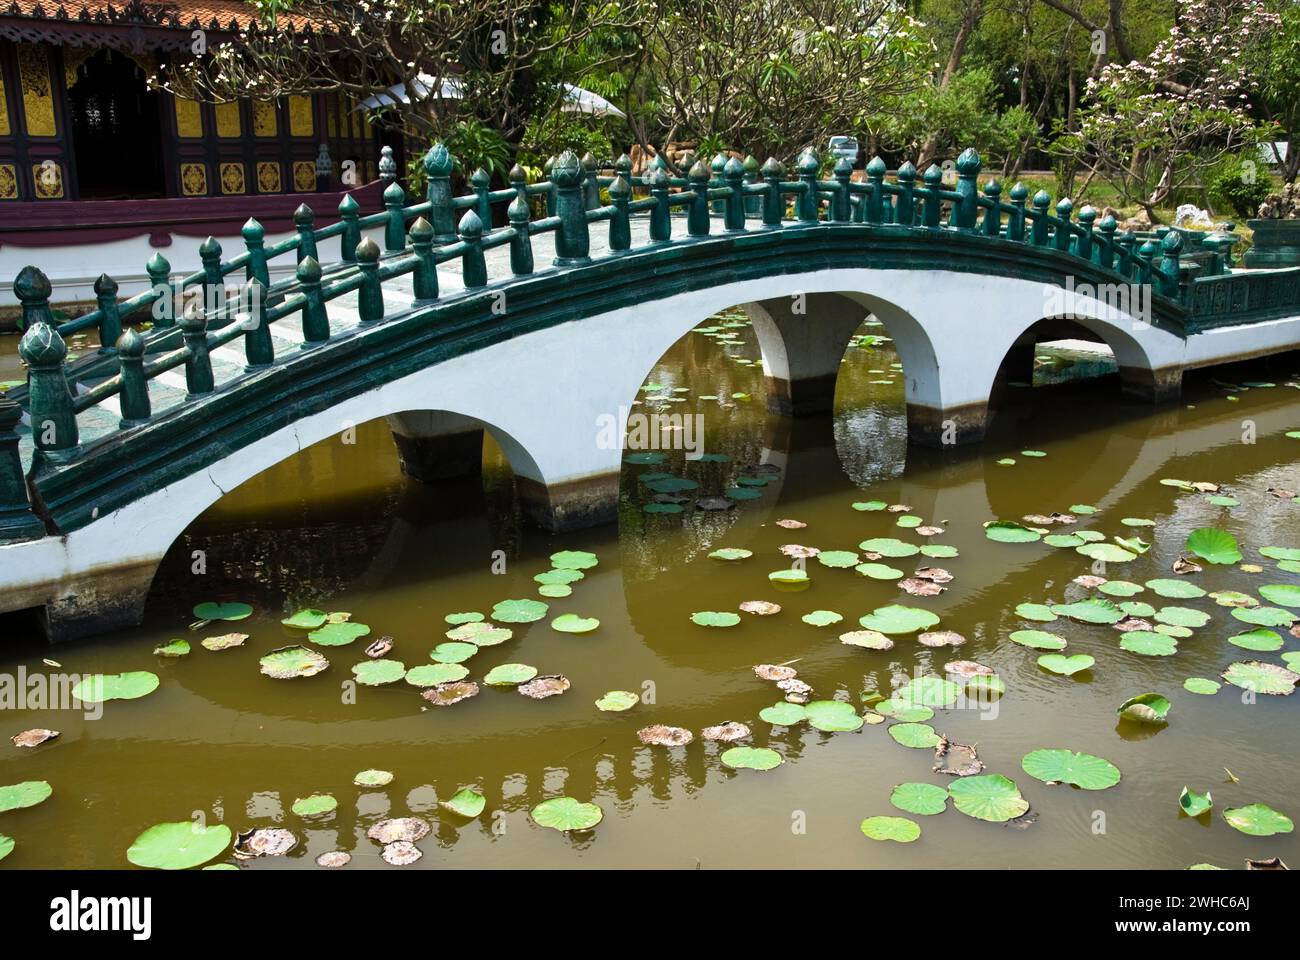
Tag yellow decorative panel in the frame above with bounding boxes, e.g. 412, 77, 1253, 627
0, 70, 9, 136
288, 95, 313, 137
293, 160, 315, 192
180, 162, 207, 196
0, 164, 17, 199
252, 100, 277, 137
256, 161, 281, 193
63, 47, 93, 91
32, 161, 63, 199
17, 44, 56, 137
214, 101, 241, 138
220, 161, 246, 194
174, 97, 202, 138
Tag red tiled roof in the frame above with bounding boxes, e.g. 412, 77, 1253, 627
0, 0, 310, 32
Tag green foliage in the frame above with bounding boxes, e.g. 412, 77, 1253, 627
1206, 155, 1273, 217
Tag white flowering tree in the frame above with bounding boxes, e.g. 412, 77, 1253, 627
1052, 0, 1279, 221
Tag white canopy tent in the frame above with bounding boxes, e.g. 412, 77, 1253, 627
355, 76, 626, 118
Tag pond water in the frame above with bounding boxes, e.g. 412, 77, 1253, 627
2, 312, 1298, 869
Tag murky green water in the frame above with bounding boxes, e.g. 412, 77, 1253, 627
2, 314, 1299, 869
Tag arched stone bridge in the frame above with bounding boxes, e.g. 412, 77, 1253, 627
2, 144, 1299, 640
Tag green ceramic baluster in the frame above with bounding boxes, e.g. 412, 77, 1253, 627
179, 300, 214, 396
93, 273, 121, 355
831, 157, 852, 223
921, 164, 943, 227
1007, 182, 1028, 241
552, 150, 590, 265
198, 235, 223, 318
470, 167, 492, 227
796, 150, 820, 222
0, 396, 44, 541
743, 155, 760, 218
146, 251, 174, 328
241, 277, 273, 367
952, 148, 981, 230
894, 161, 916, 226
1076, 205, 1096, 262
609, 175, 632, 250
650, 168, 672, 242
508, 197, 534, 275
294, 205, 317, 264
425, 143, 456, 243
724, 157, 747, 231
581, 152, 600, 210
761, 157, 784, 227
355, 238, 384, 322
242, 218, 270, 289
297, 256, 330, 342
710, 152, 727, 214
384, 180, 407, 252
865, 156, 886, 223
1031, 190, 1051, 246
338, 194, 361, 263
115, 327, 150, 428
409, 218, 440, 299
688, 159, 711, 236
1053, 198, 1074, 253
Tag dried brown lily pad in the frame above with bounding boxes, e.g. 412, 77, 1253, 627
859, 550, 883, 561
839, 630, 894, 651
775, 518, 806, 529
421, 680, 480, 706
1268, 487, 1297, 500
517, 675, 570, 700
899, 578, 945, 597
381, 841, 423, 865
202, 632, 248, 651
747, 463, 782, 476
701, 721, 750, 742
754, 663, 797, 681
1173, 556, 1203, 574
1048, 512, 1077, 524
915, 525, 945, 537
739, 600, 781, 616
913, 567, 953, 583
944, 660, 994, 679
1114, 617, 1154, 632
933, 737, 985, 777
696, 496, 735, 511
367, 817, 430, 844
233, 827, 297, 859
1073, 575, 1107, 589
780, 544, 820, 559
1246, 857, 1289, 870
777, 677, 813, 703
637, 724, 694, 747
1022, 514, 1055, 525
918, 630, 965, 648
11, 728, 59, 748
365, 636, 394, 658
887, 504, 912, 513
1192, 481, 1220, 493
316, 850, 351, 868
1292, 625, 1300, 640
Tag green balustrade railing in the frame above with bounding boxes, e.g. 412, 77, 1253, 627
5, 140, 1294, 542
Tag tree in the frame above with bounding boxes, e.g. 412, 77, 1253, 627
1052, 0, 1279, 221
1250, 0, 1300, 184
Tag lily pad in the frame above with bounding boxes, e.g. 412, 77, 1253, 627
708, 548, 752, 561
948, 774, 1030, 822
1010, 629, 1066, 650
444, 612, 484, 625
353, 769, 393, 787
1021, 748, 1121, 790
126, 821, 232, 870
858, 604, 941, 635
1232, 606, 1296, 627
1015, 603, 1057, 622
517, 675, 570, 699
1051, 598, 1123, 624
817, 550, 860, 569
1183, 677, 1221, 695
1221, 661, 1299, 695
153, 639, 190, 657
856, 562, 904, 580
192, 601, 253, 622
1222, 803, 1293, 837
534, 568, 584, 586
483, 663, 538, 686
768, 568, 810, 585
1145, 579, 1206, 599
259, 645, 329, 679
291, 794, 338, 817
1117, 693, 1171, 724
759, 702, 807, 725
720, 746, 783, 771
0, 780, 52, 812
551, 614, 600, 634
405, 663, 470, 686
352, 659, 406, 686
691, 611, 741, 627
1258, 584, 1300, 608
201, 632, 248, 651
1038, 654, 1094, 676
873, 699, 934, 722
422, 680, 481, 705
1179, 787, 1212, 817
1077, 543, 1137, 563
594, 690, 639, 712
985, 521, 1041, 543
491, 598, 549, 623
860, 815, 921, 842
858, 537, 920, 557
801, 610, 843, 627
550, 550, 598, 570
804, 700, 864, 732
889, 782, 949, 816
281, 608, 328, 629
531, 797, 603, 831
431, 641, 478, 663
441, 788, 486, 819
1186, 528, 1242, 565
1228, 629, 1283, 652
308, 621, 371, 646
888, 723, 940, 748
1119, 632, 1179, 656
70, 671, 159, 703
1154, 606, 1210, 628
921, 544, 959, 559
1099, 581, 1144, 598
896, 675, 961, 707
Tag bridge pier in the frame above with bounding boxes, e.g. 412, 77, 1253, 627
41, 560, 157, 642
387, 411, 485, 482
1120, 365, 1183, 403
744, 293, 870, 416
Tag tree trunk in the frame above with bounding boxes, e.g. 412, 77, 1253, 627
917, 0, 985, 168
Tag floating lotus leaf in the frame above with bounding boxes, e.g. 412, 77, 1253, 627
1098, 580, 1144, 598
1210, 590, 1257, 608
1038, 654, 1094, 676
281, 608, 328, 629
382, 842, 422, 865
1117, 693, 1171, 724
291, 794, 337, 817
1221, 661, 1299, 695
153, 639, 190, 657
1021, 450, 1046, 458
889, 782, 949, 816
817, 550, 860, 568
259, 645, 329, 679
801, 610, 843, 627
0, 835, 12, 863
352, 659, 406, 686
1045, 534, 1084, 548
1155, 623, 1192, 638
1144, 579, 1206, 600
517, 675, 570, 699
726, 486, 762, 501
1119, 632, 1179, 656
308, 621, 370, 646
1015, 602, 1057, 622
985, 521, 1041, 543
0, 780, 52, 812
483, 663, 538, 686
448, 623, 512, 645
839, 629, 895, 650
441, 788, 486, 819
874, 699, 934, 722
700, 721, 750, 742
1118, 601, 1156, 618
1114, 535, 1150, 555
551, 614, 600, 634
1179, 787, 1212, 817
1183, 677, 1221, 695
804, 700, 864, 732
1022, 748, 1120, 790
921, 544, 959, 559
1122, 517, 1156, 527
126, 822, 232, 870
1259, 546, 1300, 561
10, 728, 58, 748
1223, 803, 1293, 836
538, 584, 572, 598
192, 601, 253, 622
1207, 495, 1239, 507
759, 702, 807, 725
738, 600, 781, 616
708, 547, 752, 561
71, 671, 159, 703
643, 502, 683, 514
856, 562, 904, 580
858, 604, 940, 635
550, 550, 599, 570
534, 568, 584, 585
889, 722, 940, 748
1284, 652, 1300, 671
1186, 528, 1242, 565
431, 641, 478, 663
1232, 606, 1296, 627
594, 690, 639, 711
720, 746, 783, 771
1070, 504, 1097, 514
492, 598, 549, 623
353, 769, 393, 787
201, 632, 248, 651
897, 675, 961, 707
421, 680, 481, 705
444, 611, 484, 624
859, 537, 920, 557
367, 817, 429, 844
1152, 606, 1209, 628
1077, 543, 1136, 563
691, 610, 741, 627
852, 500, 887, 511
860, 815, 921, 842
638, 724, 693, 746
1228, 629, 1282, 652
768, 568, 810, 585
1074, 530, 1106, 543
918, 630, 964, 647
947, 774, 1029, 822
1050, 598, 1123, 624
234, 827, 297, 859
405, 663, 469, 686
